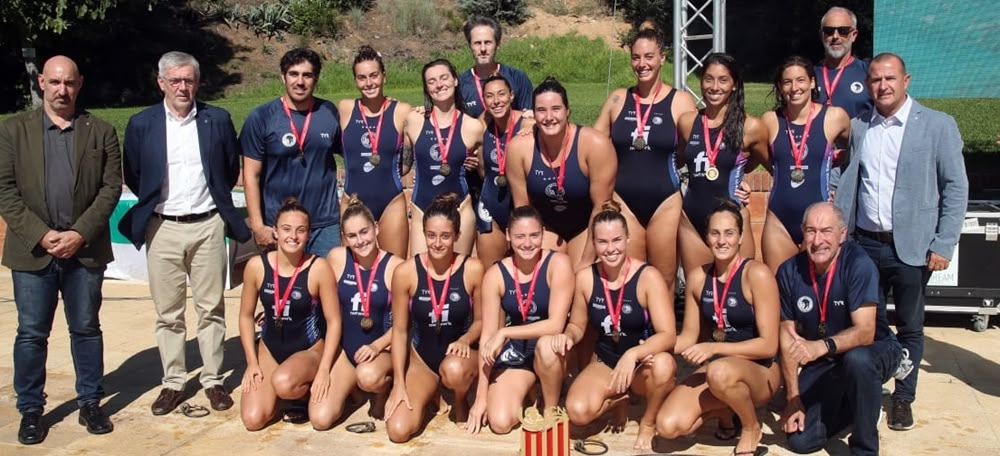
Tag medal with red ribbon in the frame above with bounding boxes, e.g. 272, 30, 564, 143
280, 97, 314, 160
493, 115, 517, 188
353, 250, 382, 331
631, 82, 662, 151
431, 109, 459, 176
541, 125, 573, 194
471, 64, 500, 111
712, 257, 744, 342
600, 257, 632, 344
784, 102, 817, 184
423, 254, 456, 335
701, 114, 726, 181
822, 56, 855, 106
272, 253, 308, 331
513, 253, 544, 322
808, 256, 838, 338
358, 98, 389, 166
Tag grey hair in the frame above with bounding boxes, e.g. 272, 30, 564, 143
802, 201, 846, 230
820, 6, 858, 28
158, 51, 200, 79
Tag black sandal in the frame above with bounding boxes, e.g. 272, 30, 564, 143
715, 414, 741, 440
732, 446, 768, 456
282, 406, 308, 424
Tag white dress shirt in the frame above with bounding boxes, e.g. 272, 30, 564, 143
856, 96, 913, 232
156, 102, 215, 216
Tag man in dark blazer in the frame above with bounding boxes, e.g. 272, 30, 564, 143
0, 55, 121, 444
834, 52, 968, 432
119, 51, 250, 417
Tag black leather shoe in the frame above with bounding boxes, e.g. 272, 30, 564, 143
18, 411, 47, 445
78, 402, 113, 435
151, 388, 184, 416
204, 385, 234, 411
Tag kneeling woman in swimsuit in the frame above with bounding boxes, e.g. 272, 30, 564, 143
239, 198, 341, 431
320, 195, 405, 426
465, 205, 574, 434
656, 200, 781, 456
384, 192, 485, 442
506, 77, 616, 270
539, 201, 677, 451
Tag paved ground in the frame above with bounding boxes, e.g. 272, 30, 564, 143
0, 273, 998, 455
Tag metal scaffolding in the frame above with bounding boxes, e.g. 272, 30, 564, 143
673, 0, 726, 105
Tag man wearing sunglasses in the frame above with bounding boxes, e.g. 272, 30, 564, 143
816, 7, 872, 120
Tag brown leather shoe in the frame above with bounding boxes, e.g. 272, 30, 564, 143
151, 388, 184, 416
204, 385, 233, 411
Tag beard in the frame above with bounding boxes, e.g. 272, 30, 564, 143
823, 41, 851, 59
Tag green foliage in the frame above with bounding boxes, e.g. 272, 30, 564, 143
0, 0, 121, 37
289, 0, 342, 38
378, 0, 441, 36
457, 0, 532, 26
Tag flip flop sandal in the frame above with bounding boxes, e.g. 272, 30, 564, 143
573, 439, 609, 455
715, 414, 742, 440
345, 421, 377, 433
282, 407, 309, 424
732, 446, 768, 456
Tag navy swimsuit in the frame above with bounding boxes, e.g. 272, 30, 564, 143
526, 126, 592, 240
682, 115, 748, 236
411, 114, 470, 212
494, 252, 555, 370
587, 264, 651, 367
768, 106, 834, 244
342, 100, 404, 220
337, 250, 394, 366
410, 255, 473, 372
259, 255, 325, 364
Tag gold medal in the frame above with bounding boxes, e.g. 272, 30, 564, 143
611, 328, 621, 344
790, 167, 805, 183
818, 321, 827, 338
360, 316, 374, 331
705, 166, 720, 181
369, 154, 381, 166
633, 136, 647, 151
496, 175, 508, 187
439, 163, 451, 176
712, 328, 726, 342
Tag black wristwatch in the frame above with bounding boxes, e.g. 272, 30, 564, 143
823, 337, 837, 357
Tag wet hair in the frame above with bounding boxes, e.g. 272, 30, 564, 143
700, 53, 746, 154
353, 45, 385, 75
423, 192, 462, 234
508, 205, 544, 227
463, 15, 502, 45
532, 76, 570, 111
590, 200, 628, 235
770, 55, 819, 110
871, 52, 908, 75
158, 51, 200, 80
342, 193, 376, 227
421, 59, 465, 117
280, 48, 323, 76
276, 196, 311, 226
706, 199, 743, 236
630, 26, 667, 53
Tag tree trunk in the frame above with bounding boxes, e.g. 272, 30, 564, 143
21, 42, 42, 109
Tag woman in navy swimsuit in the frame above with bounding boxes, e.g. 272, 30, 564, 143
337, 46, 412, 257
538, 201, 677, 451
384, 193, 485, 443
676, 53, 769, 280
760, 56, 850, 272
594, 27, 697, 303
238, 198, 341, 431
403, 59, 484, 256
506, 77, 617, 270
656, 201, 780, 456
322, 195, 404, 425
465, 206, 573, 435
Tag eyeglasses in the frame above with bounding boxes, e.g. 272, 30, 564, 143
822, 26, 854, 37
164, 78, 196, 88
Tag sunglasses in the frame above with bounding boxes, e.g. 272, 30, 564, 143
822, 26, 854, 36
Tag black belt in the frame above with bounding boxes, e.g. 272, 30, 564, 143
155, 209, 218, 223
857, 227, 893, 243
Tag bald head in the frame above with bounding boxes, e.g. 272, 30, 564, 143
39, 55, 83, 117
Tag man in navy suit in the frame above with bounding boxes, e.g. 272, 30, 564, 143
834, 53, 968, 431
119, 51, 251, 416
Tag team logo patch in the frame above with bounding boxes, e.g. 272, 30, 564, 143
499, 346, 525, 365
429, 144, 441, 161
622, 304, 633, 315
449, 291, 461, 302
370, 282, 379, 293
850, 81, 864, 94
477, 201, 493, 223
651, 115, 663, 125
363, 161, 375, 173
281, 133, 297, 148
727, 297, 738, 308
797, 296, 814, 313
291, 290, 302, 301
544, 182, 565, 200
431, 175, 446, 186
361, 131, 373, 150
490, 147, 498, 163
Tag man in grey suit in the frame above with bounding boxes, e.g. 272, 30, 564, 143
0, 56, 122, 444
834, 52, 968, 431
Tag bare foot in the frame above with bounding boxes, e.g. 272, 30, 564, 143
633, 421, 657, 450
604, 400, 627, 434
735, 422, 763, 454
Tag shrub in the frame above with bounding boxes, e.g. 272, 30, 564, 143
378, 0, 441, 36
457, 0, 532, 26
289, 0, 342, 38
